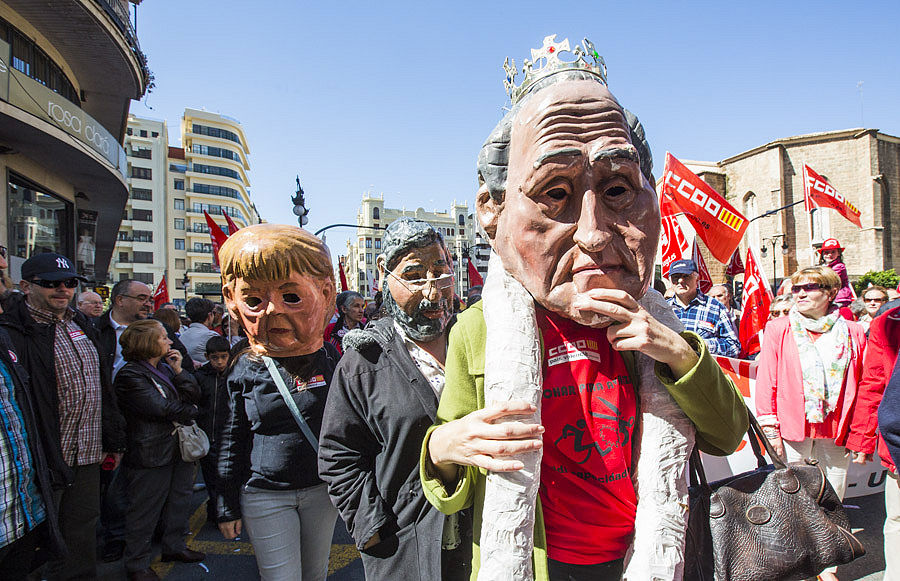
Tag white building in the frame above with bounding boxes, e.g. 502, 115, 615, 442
345, 192, 482, 298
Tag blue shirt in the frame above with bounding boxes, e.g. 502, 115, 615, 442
668, 292, 741, 358
0, 359, 46, 548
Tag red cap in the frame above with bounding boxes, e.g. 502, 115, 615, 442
817, 238, 844, 254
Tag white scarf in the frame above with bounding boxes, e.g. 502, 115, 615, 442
788, 306, 850, 424
478, 252, 695, 581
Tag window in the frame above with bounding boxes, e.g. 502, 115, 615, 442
191, 183, 240, 199
174, 179, 185, 191
374, 239, 381, 250
169, 164, 187, 174
191, 163, 240, 180
175, 259, 186, 270
8, 173, 72, 260
132, 209, 153, 221
365, 238, 372, 248
126, 128, 133, 136
174, 218, 185, 230
191, 203, 240, 217
373, 206, 380, 220
151, 132, 159, 138
193, 243, 213, 253
174, 199, 185, 210
131, 188, 152, 201
139, 130, 147, 137
458, 214, 465, 226
133, 251, 153, 264
451, 229, 455, 236
133, 273, 153, 285
132, 148, 152, 159
191, 124, 241, 145
174, 239, 185, 250
117, 231, 131, 241
191, 144, 241, 162
132, 230, 153, 242
366, 253, 372, 263
119, 273, 129, 282
118, 252, 129, 263
131, 167, 152, 180
1, 18, 80, 106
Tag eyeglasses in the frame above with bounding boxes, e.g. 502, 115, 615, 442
121, 294, 153, 303
385, 270, 454, 293
864, 296, 887, 303
30, 278, 79, 289
791, 283, 823, 294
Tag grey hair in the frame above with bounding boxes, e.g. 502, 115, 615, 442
476, 70, 654, 202
380, 217, 446, 272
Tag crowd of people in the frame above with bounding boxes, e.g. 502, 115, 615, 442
1, 37, 900, 581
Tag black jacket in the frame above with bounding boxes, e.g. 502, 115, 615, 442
318, 317, 471, 581
0, 328, 66, 562
216, 345, 338, 522
195, 362, 229, 449
93, 312, 194, 380
0, 294, 126, 487
114, 361, 200, 469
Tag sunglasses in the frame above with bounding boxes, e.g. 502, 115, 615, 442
791, 283, 823, 294
864, 296, 886, 303
30, 278, 79, 289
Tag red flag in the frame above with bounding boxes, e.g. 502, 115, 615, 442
203, 211, 230, 267
803, 165, 862, 228
467, 258, 484, 287
222, 210, 240, 235
152, 275, 169, 311
660, 195, 691, 278
661, 153, 748, 263
691, 239, 713, 294
725, 248, 745, 277
739, 247, 774, 358
338, 257, 348, 292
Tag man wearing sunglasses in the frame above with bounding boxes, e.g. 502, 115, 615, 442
0, 252, 125, 580
319, 218, 471, 581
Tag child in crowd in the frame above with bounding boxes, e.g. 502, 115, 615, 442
817, 238, 854, 308
196, 336, 232, 524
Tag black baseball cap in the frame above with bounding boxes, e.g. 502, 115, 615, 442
21, 253, 87, 282
668, 259, 698, 278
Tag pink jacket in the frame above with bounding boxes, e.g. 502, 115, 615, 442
755, 316, 867, 445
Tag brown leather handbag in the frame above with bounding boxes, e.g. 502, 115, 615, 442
684, 411, 865, 581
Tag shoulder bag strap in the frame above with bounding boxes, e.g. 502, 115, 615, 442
261, 356, 319, 453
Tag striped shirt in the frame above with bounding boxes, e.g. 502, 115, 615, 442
27, 304, 103, 466
667, 292, 742, 357
0, 359, 46, 547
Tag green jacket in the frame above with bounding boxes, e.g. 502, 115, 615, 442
420, 302, 748, 580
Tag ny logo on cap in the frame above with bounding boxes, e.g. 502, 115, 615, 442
56, 257, 70, 269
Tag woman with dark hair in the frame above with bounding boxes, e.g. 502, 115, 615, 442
114, 319, 204, 581
324, 291, 365, 354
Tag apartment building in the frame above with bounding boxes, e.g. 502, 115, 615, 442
345, 192, 478, 298
0, 0, 150, 281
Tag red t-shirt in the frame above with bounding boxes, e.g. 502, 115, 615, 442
537, 309, 637, 565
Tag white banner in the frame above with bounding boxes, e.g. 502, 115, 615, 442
706, 356, 886, 498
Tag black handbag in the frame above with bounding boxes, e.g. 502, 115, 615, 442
684, 410, 865, 581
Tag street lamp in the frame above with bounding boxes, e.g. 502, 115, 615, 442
292, 175, 309, 227
760, 233, 789, 282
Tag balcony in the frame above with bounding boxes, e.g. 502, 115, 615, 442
3, 0, 150, 137
193, 282, 223, 296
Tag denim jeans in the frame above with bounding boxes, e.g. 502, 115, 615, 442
241, 483, 338, 581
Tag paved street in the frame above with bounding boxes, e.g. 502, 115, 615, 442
94, 482, 891, 580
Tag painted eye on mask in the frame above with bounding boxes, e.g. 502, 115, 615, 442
244, 296, 263, 308
282, 293, 301, 304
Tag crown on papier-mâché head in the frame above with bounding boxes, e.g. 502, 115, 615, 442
504, 35, 608, 105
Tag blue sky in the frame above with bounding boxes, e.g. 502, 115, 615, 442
130, 1, 900, 258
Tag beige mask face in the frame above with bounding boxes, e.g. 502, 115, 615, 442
225, 272, 334, 357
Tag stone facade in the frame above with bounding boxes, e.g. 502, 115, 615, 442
673, 129, 900, 287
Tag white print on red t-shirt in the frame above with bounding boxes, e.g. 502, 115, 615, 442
547, 338, 603, 367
